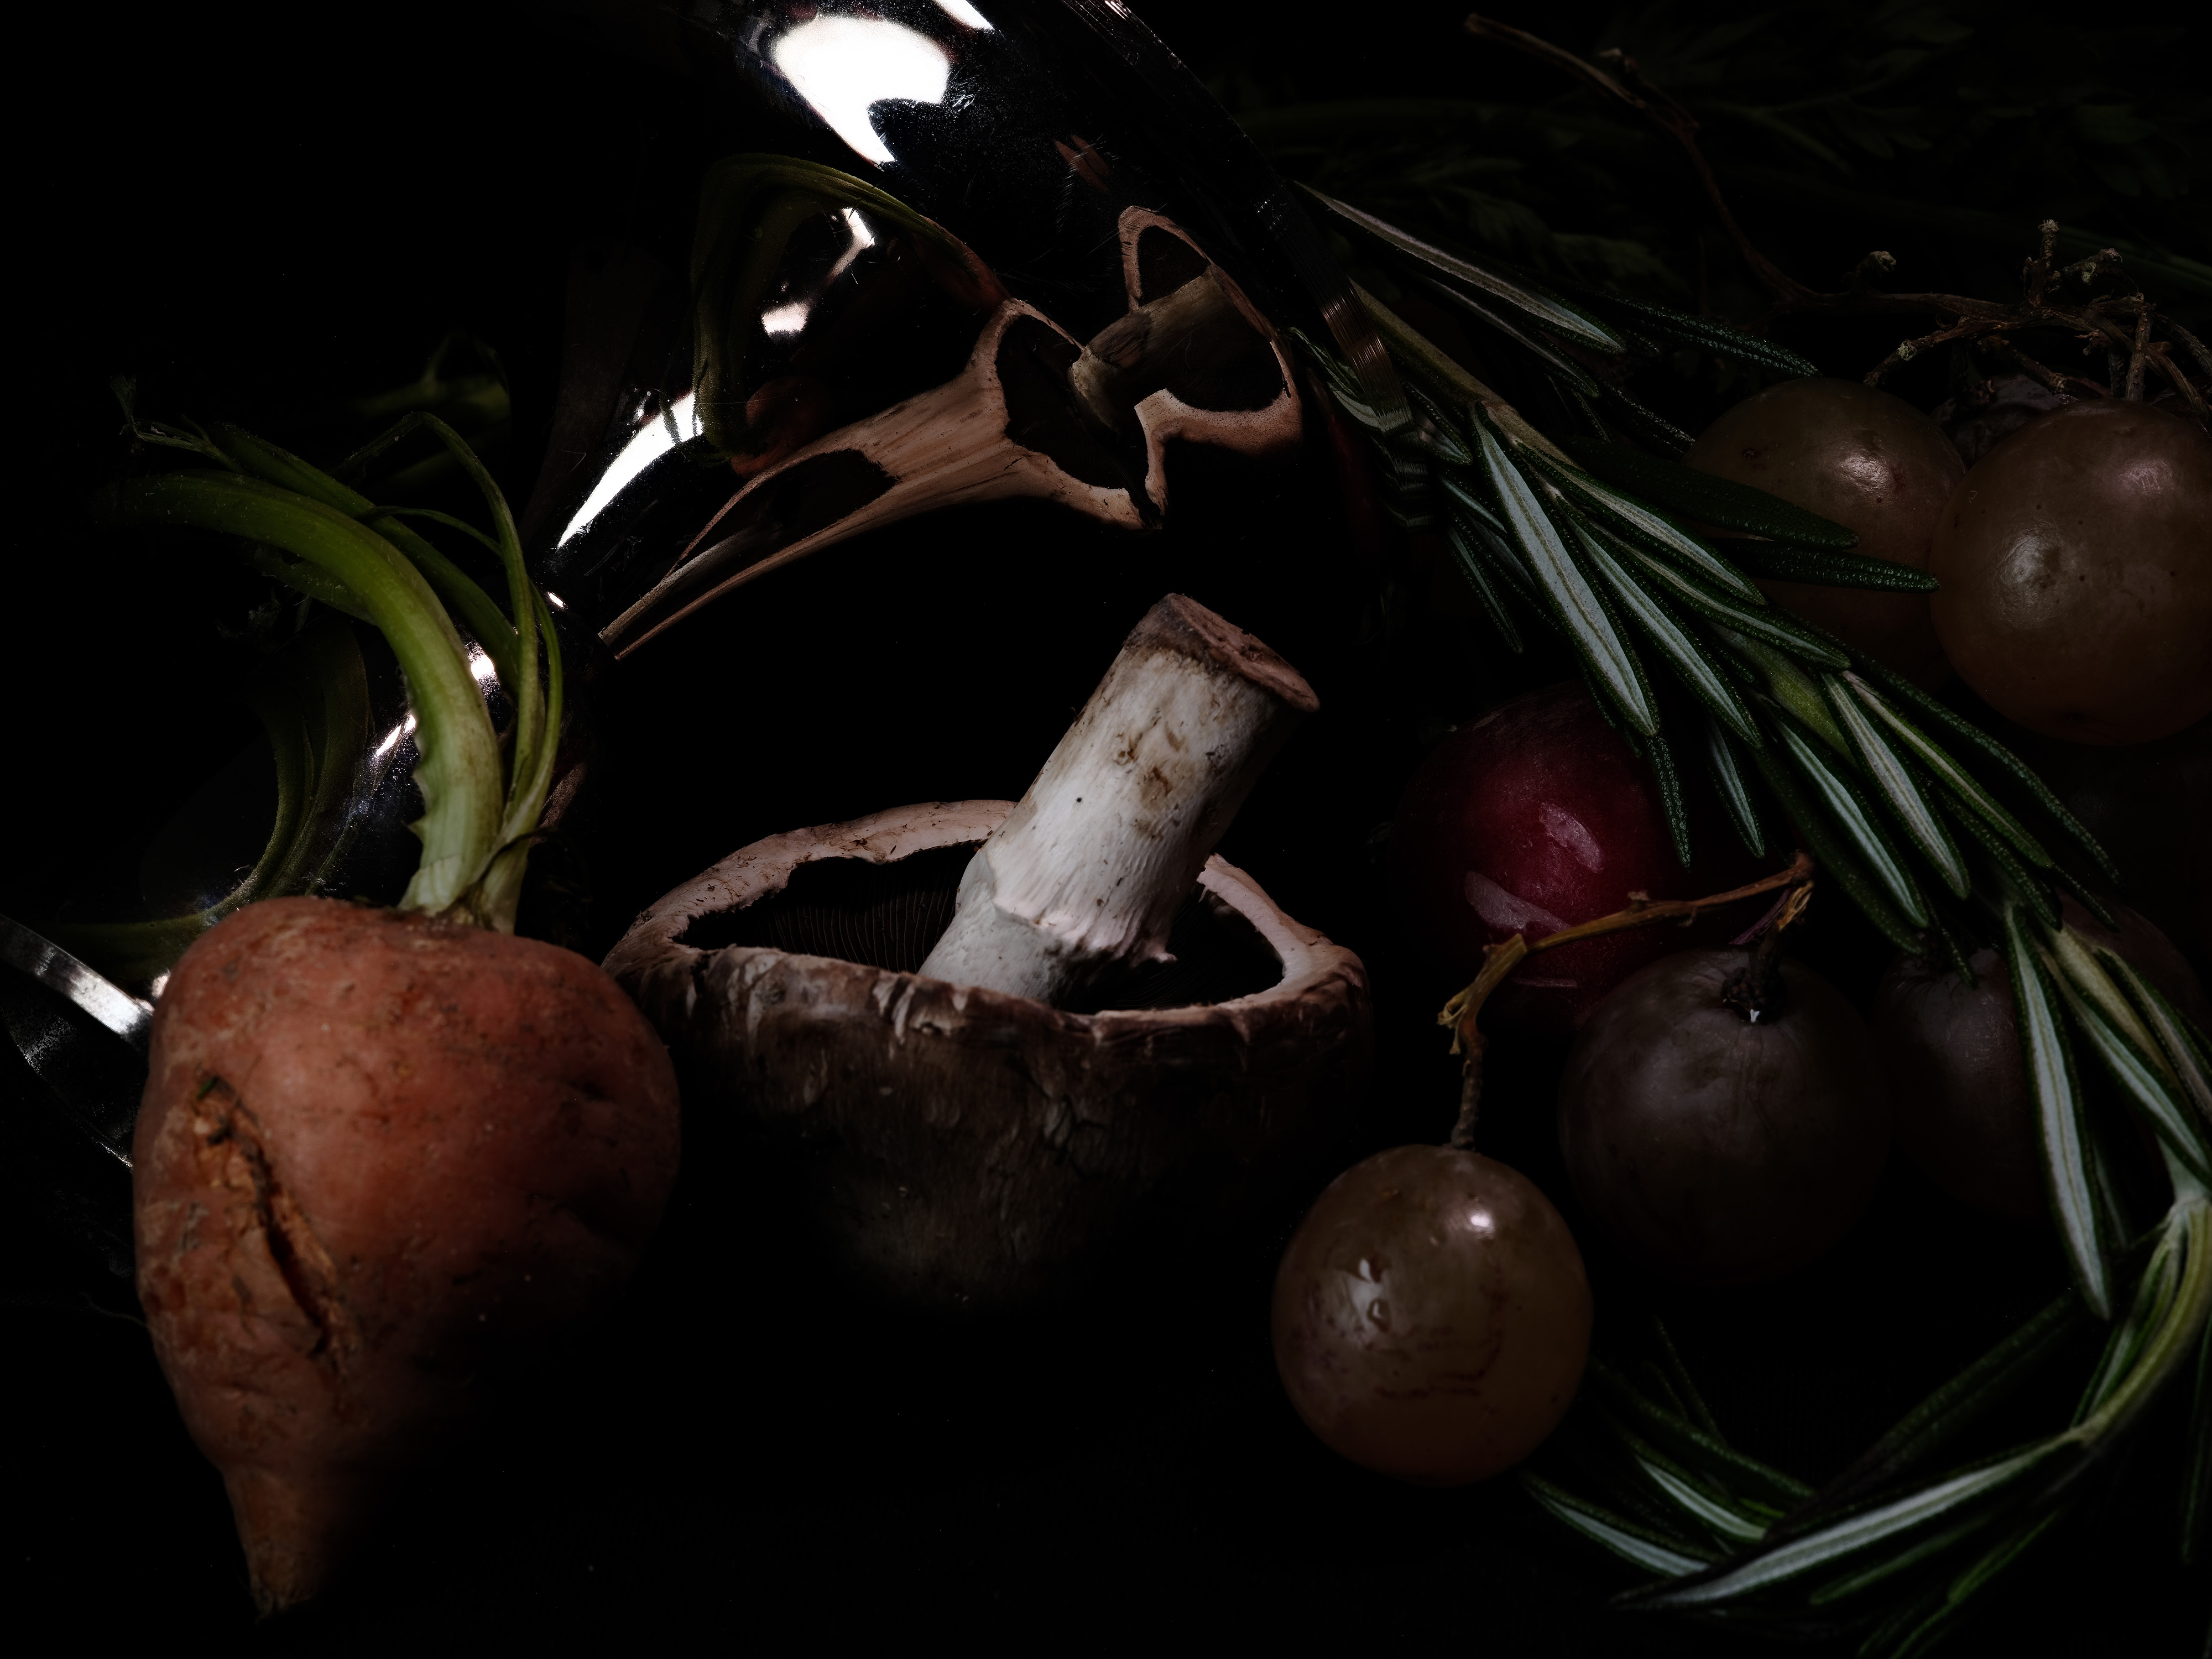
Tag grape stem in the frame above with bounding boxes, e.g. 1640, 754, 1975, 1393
1718, 883, 1812, 1024
1461, 15, 2211, 422
1438, 849, 1814, 1147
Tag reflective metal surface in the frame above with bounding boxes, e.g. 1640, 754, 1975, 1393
531, 0, 1407, 652
1, 914, 148, 1167
0, 914, 154, 1057
10, 0, 1406, 1255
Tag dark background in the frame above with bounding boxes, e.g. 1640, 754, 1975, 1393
6, 2, 2206, 1651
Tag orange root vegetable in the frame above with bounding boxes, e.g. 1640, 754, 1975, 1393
134, 899, 679, 1612
98, 414, 679, 1614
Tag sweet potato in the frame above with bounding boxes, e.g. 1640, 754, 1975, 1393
134, 898, 680, 1613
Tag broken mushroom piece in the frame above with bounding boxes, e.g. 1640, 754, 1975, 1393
604, 598, 1369, 1310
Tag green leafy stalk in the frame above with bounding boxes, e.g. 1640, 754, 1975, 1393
93, 418, 552, 932
97, 473, 503, 916
212, 421, 523, 694
2098, 954, 2212, 1133
1578, 528, 1760, 743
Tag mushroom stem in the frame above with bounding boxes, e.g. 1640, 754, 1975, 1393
917, 594, 1318, 1004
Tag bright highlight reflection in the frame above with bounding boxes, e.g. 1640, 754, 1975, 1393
771, 17, 949, 166
373, 712, 418, 763
933, 0, 993, 26
760, 208, 879, 339
559, 392, 701, 547
760, 301, 811, 337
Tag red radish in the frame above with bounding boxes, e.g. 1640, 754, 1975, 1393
1390, 682, 1765, 1034
100, 415, 680, 1612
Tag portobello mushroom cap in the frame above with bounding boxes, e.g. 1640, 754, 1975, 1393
605, 800, 1370, 1311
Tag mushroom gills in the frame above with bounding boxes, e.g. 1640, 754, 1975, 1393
679, 844, 1284, 1013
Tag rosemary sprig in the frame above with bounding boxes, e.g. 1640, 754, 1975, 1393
1300, 181, 2212, 1651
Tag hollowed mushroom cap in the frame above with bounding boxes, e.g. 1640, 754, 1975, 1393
604, 801, 1370, 1312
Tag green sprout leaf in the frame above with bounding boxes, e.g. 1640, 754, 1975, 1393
1592, 379, 1697, 455
211, 422, 523, 697
96, 473, 505, 918
1587, 1360, 1813, 1513
1416, 274, 1603, 394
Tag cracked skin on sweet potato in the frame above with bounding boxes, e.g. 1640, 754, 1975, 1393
133, 898, 680, 1613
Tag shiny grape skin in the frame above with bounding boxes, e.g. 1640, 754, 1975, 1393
1390, 682, 1768, 1036
1872, 898, 2206, 1224
1686, 377, 1962, 690
1872, 947, 2043, 1223
1930, 399, 2212, 745
1559, 950, 1890, 1286
1271, 1146, 1592, 1486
